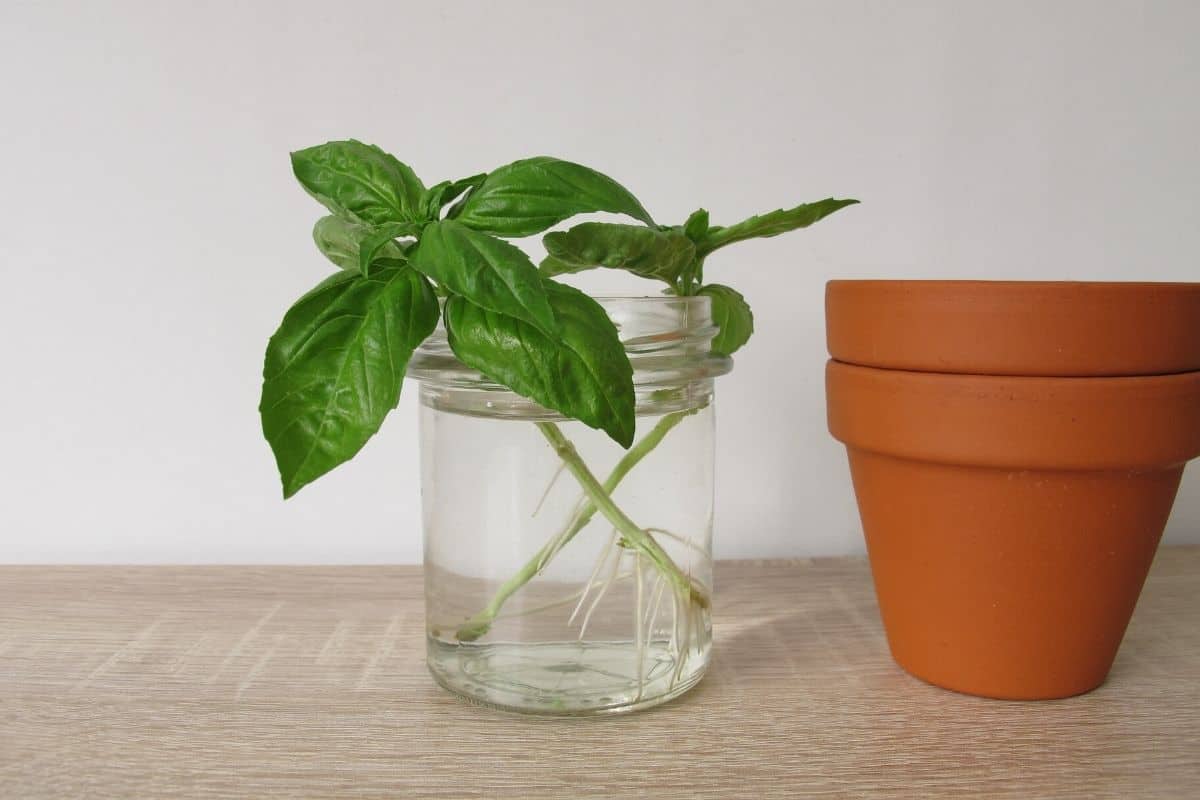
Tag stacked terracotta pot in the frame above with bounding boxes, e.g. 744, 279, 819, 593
825, 281, 1200, 700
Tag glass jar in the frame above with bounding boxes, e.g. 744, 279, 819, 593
408, 296, 731, 714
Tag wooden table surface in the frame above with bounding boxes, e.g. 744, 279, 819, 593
3, 549, 1198, 799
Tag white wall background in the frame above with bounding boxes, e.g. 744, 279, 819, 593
2, 0, 1198, 563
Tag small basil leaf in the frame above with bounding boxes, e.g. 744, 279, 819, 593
699, 198, 859, 255
291, 140, 426, 225
682, 208, 710, 243
358, 222, 421, 276
538, 254, 582, 277
455, 156, 655, 237
410, 219, 557, 335
260, 266, 439, 497
420, 173, 487, 220
698, 283, 754, 356
541, 223, 696, 285
313, 216, 405, 272
420, 182, 451, 219
444, 281, 635, 447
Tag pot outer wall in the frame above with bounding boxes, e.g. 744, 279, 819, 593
848, 448, 1180, 700
826, 355, 1200, 701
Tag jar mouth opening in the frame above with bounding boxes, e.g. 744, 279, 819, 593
588, 294, 708, 302
588, 294, 714, 319
592, 294, 715, 347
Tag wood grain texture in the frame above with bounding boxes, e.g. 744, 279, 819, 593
2, 549, 1198, 799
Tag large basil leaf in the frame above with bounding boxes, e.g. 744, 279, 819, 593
540, 223, 696, 285
260, 266, 439, 497
455, 157, 654, 237
291, 140, 426, 225
699, 283, 754, 356
444, 281, 635, 447
420, 173, 486, 220
312, 216, 404, 272
699, 198, 859, 255
410, 219, 557, 334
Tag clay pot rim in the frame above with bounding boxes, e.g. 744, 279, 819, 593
826, 360, 1200, 470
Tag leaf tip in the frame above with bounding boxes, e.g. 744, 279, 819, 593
827, 198, 861, 212
607, 404, 637, 450
280, 474, 302, 500
288, 145, 318, 167
608, 423, 636, 450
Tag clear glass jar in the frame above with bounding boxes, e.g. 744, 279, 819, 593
409, 296, 731, 714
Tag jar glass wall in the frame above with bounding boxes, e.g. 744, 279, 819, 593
410, 296, 730, 714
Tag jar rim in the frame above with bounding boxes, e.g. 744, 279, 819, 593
590, 294, 709, 302
590, 294, 714, 317
409, 292, 732, 388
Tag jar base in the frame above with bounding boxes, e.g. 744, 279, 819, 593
427, 637, 708, 715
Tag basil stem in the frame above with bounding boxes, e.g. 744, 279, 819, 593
455, 409, 702, 641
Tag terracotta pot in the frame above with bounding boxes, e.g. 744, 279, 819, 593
827, 280, 1200, 376
825, 280, 1200, 700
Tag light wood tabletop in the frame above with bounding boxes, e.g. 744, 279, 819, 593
2, 549, 1198, 799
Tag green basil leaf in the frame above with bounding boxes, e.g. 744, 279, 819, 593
358, 222, 421, 276
537, 254, 579, 277
444, 281, 635, 447
455, 156, 655, 237
420, 173, 486, 220
541, 222, 696, 285
698, 283, 754, 356
682, 208, 710, 243
370, 255, 412, 270
699, 198, 859, 255
312, 216, 403, 272
260, 266, 439, 497
291, 140, 426, 225
410, 219, 557, 334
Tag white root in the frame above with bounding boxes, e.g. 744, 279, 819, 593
568, 529, 617, 626
487, 570, 634, 625
533, 498, 589, 576
634, 553, 645, 701
578, 533, 623, 641
669, 586, 693, 690
531, 459, 568, 518
645, 527, 710, 558
643, 574, 665, 644
668, 582, 680, 656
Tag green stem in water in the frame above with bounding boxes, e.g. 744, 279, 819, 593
534, 421, 707, 609
455, 408, 701, 641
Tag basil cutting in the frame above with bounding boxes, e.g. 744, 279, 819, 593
262, 138, 857, 496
